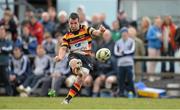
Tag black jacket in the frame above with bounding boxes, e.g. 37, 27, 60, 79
0, 38, 12, 65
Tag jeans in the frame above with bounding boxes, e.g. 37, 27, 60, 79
23, 74, 44, 88
117, 66, 135, 97
0, 65, 13, 96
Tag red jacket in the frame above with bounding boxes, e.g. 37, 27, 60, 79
29, 21, 44, 44
162, 23, 176, 50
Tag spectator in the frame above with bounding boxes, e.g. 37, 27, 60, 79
111, 20, 121, 41
128, 27, 145, 80
175, 27, 180, 47
0, 25, 13, 96
92, 30, 117, 97
90, 14, 101, 29
17, 45, 51, 96
42, 32, 57, 57
99, 13, 111, 30
161, 16, 176, 72
99, 30, 115, 55
77, 11, 89, 27
92, 56, 117, 97
114, 27, 136, 97
117, 11, 129, 29
35, 8, 44, 21
21, 25, 38, 55
146, 17, 162, 74
90, 14, 103, 47
48, 7, 57, 23
0, 9, 18, 42
137, 17, 151, 73
138, 17, 151, 46
29, 11, 44, 44
40, 12, 55, 34
9, 47, 31, 95
55, 10, 69, 35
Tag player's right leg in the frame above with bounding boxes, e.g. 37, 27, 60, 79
62, 58, 89, 104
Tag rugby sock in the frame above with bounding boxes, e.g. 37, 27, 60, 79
66, 82, 81, 101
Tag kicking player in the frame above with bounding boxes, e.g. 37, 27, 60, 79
55, 12, 106, 104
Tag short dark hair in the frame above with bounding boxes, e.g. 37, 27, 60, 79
69, 12, 79, 21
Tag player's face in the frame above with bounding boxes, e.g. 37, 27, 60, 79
69, 18, 80, 32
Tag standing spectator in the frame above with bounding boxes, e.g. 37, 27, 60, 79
128, 27, 145, 80
90, 14, 103, 47
175, 27, 180, 47
99, 13, 111, 30
9, 47, 31, 95
138, 17, 151, 43
55, 10, 69, 36
48, 7, 57, 23
29, 11, 44, 44
137, 17, 151, 73
17, 45, 51, 95
77, 11, 89, 27
90, 14, 101, 29
40, 12, 55, 34
117, 11, 129, 29
114, 27, 136, 97
146, 17, 162, 74
0, 9, 18, 42
42, 32, 57, 57
0, 25, 13, 96
111, 20, 121, 42
161, 16, 176, 72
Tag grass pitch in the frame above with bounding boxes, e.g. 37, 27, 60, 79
0, 97, 180, 109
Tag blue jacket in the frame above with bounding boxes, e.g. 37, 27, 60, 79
146, 25, 162, 49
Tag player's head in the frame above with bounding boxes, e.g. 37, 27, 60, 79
69, 12, 80, 32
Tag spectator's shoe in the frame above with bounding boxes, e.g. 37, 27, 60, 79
24, 86, 32, 94
61, 98, 70, 104
16, 85, 25, 93
48, 89, 56, 97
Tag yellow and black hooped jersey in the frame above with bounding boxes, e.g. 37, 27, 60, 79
61, 25, 95, 52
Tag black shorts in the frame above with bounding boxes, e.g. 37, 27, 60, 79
68, 53, 94, 73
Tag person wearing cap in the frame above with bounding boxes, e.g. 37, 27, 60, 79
114, 27, 136, 97
0, 25, 13, 96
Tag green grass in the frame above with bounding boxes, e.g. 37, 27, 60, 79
0, 97, 180, 109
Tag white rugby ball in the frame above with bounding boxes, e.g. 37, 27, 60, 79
96, 48, 111, 62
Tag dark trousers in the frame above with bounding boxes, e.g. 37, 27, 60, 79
23, 74, 44, 88
10, 74, 27, 96
161, 44, 174, 72
40, 75, 66, 96
0, 65, 13, 96
117, 66, 135, 96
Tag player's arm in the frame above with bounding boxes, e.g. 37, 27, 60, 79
54, 46, 67, 62
88, 25, 106, 36
54, 35, 68, 62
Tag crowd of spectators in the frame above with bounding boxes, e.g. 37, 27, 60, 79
0, 5, 180, 97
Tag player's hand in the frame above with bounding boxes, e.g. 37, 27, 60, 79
99, 25, 106, 33
54, 56, 61, 62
